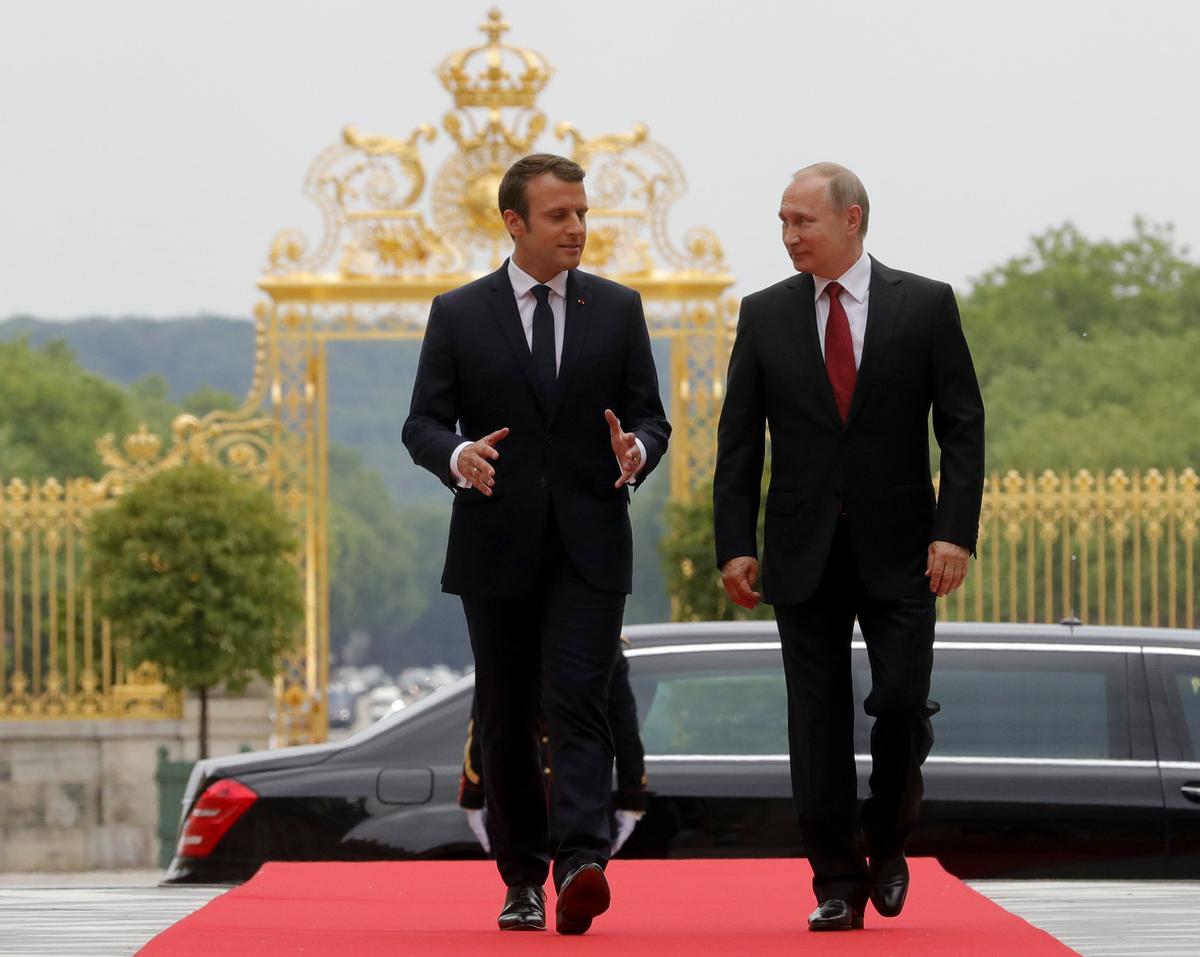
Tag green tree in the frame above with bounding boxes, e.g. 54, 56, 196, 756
0, 338, 137, 478
0, 327, 448, 672
327, 445, 428, 663
89, 464, 303, 757
661, 479, 773, 623
962, 219, 1200, 470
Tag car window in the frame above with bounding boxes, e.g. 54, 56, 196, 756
632, 663, 789, 755
857, 648, 1129, 760
1160, 656, 1200, 761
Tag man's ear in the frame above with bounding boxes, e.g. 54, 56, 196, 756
845, 204, 863, 234
502, 209, 526, 238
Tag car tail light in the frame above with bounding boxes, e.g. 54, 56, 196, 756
178, 778, 258, 858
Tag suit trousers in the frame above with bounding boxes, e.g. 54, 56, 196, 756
774, 515, 937, 907
460, 508, 625, 891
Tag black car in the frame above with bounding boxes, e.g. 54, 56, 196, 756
163, 621, 1200, 884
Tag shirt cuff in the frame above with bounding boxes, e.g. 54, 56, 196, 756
450, 440, 472, 489
619, 437, 648, 486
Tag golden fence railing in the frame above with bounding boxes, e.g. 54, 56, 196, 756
939, 468, 1199, 629
3, 465, 1197, 719
0, 477, 180, 719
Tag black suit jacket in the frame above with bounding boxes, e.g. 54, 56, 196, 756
713, 257, 985, 603
403, 262, 670, 597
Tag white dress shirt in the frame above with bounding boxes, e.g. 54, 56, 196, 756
812, 249, 871, 369
507, 257, 568, 371
449, 258, 645, 486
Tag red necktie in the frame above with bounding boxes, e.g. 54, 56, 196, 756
823, 280, 856, 422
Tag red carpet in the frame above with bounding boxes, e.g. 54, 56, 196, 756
139, 859, 1078, 955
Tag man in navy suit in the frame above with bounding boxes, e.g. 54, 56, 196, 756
403, 153, 669, 935
713, 163, 984, 931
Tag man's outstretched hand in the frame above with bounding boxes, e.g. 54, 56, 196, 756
456, 428, 510, 496
721, 556, 762, 609
605, 409, 642, 488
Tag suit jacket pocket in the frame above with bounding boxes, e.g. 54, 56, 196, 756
765, 490, 799, 516
892, 483, 933, 513
453, 484, 504, 504
590, 480, 631, 505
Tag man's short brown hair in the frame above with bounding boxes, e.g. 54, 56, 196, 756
498, 153, 585, 225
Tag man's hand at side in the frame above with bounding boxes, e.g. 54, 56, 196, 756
926, 540, 969, 596
455, 428, 510, 496
720, 556, 762, 609
605, 409, 643, 488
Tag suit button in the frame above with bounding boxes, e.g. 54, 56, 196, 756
545, 434, 553, 445
539, 477, 548, 488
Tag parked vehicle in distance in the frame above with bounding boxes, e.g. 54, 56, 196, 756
326, 685, 359, 730
364, 685, 405, 724
164, 621, 1200, 885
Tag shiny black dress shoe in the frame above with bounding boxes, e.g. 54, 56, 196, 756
555, 863, 610, 935
807, 898, 865, 931
869, 855, 910, 918
497, 883, 546, 931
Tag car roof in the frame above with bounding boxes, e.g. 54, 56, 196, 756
621, 620, 1200, 651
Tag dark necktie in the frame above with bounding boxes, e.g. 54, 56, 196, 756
531, 284, 557, 400
824, 280, 856, 422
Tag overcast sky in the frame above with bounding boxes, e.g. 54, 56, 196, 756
3, 0, 1198, 319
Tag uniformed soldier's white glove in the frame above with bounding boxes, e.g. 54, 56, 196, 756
466, 807, 491, 853
611, 808, 644, 854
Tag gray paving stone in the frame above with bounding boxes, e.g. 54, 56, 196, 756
969, 880, 1200, 957
0, 875, 1197, 955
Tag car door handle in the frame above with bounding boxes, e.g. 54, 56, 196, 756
1183, 783, 1200, 804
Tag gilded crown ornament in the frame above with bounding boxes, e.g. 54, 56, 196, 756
436, 8, 553, 109
260, 8, 730, 289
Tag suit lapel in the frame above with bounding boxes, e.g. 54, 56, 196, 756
844, 256, 904, 429
784, 273, 842, 426
488, 263, 551, 419
552, 270, 593, 421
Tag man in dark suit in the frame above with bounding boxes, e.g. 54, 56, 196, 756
713, 163, 984, 931
402, 153, 669, 935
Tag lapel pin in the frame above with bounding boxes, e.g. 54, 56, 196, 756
577, 298, 585, 305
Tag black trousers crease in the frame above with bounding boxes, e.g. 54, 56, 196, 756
460, 511, 625, 890
773, 516, 937, 908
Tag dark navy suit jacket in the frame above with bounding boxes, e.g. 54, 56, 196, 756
713, 257, 985, 603
403, 262, 670, 597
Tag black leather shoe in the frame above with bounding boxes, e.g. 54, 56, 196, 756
497, 883, 546, 931
807, 898, 865, 931
555, 863, 610, 935
869, 855, 909, 918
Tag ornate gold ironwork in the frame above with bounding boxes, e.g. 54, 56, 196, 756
941, 468, 1200, 630
0, 475, 182, 719
249, 8, 734, 743
2, 305, 278, 719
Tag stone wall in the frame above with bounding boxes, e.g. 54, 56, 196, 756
0, 689, 272, 872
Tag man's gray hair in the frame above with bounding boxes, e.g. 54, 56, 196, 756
792, 162, 870, 239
